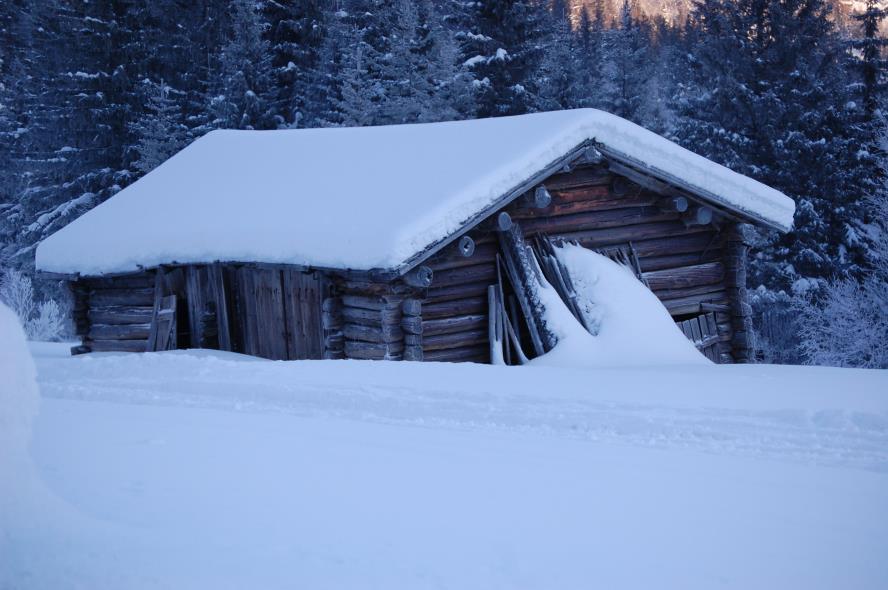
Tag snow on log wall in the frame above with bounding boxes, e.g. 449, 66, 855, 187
419, 162, 748, 364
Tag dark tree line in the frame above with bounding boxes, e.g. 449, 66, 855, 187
1, 0, 886, 361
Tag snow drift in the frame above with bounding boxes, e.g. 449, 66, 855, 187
533, 246, 707, 367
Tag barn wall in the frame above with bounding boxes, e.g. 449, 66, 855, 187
419, 163, 747, 364
74, 272, 156, 353
326, 277, 423, 361
73, 264, 329, 360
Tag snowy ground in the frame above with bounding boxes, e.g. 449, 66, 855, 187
4, 342, 888, 589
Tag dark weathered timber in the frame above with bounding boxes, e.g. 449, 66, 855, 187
517, 206, 678, 235
595, 230, 719, 258
403, 345, 424, 361
89, 288, 155, 308
423, 281, 491, 304
636, 249, 722, 273
431, 263, 497, 287
88, 339, 148, 353
400, 314, 423, 335
343, 322, 404, 344
510, 191, 657, 219
426, 241, 498, 272
654, 282, 727, 302
682, 206, 714, 227
458, 235, 476, 257
207, 263, 232, 352
642, 262, 725, 292
543, 166, 610, 190
90, 323, 152, 340
82, 275, 153, 290
282, 269, 326, 360
545, 219, 712, 248
341, 295, 401, 311
401, 298, 422, 316
422, 314, 487, 337
422, 328, 489, 351
71, 344, 91, 355
185, 266, 207, 348
658, 196, 689, 213
661, 291, 729, 316
88, 307, 153, 325
421, 297, 487, 320
342, 305, 401, 326
403, 265, 434, 288
723, 223, 753, 363
322, 295, 345, 359
422, 345, 489, 363
344, 339, 404, 360
498, 223, 558, 356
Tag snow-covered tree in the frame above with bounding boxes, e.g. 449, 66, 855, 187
602, 0, 652, 123
673, 0, 883, 290
262, 0, 325, 128
208, 0, 275, 130
130, 80, 189, 175
851, 0, 888, 116
456, 0, 549, 117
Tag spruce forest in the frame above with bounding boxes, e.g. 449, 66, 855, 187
1, 0, 886, 366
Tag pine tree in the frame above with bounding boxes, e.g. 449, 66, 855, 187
262, 0, 325, 127
674, 0, 883, 290
5, 1, 132, 267
456, 0, 549, 117
602, 0, 652, 123
851, 0, 888, 115
129, 80, 189, 175
208, 0, 275, 130
538, 0, 577, 111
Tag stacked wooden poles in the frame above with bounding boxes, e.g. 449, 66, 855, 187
322, 296, 344, 359
724, 223, 753, 363
401, 299, 423, 361
496, 220, 558, 357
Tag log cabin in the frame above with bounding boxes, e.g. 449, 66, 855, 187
35, 109, 795, 364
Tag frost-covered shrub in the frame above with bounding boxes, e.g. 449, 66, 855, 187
27, 299, 65, 342
797, 273, 888, 369
0, 268, 66, 341
749, 287, 803, 365
0, 268, 36, 326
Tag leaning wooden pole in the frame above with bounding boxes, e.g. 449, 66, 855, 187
496, 220, 559, 357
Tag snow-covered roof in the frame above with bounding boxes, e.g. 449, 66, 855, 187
36, 109, 795, 276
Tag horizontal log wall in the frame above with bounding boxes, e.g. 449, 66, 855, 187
420, 163, 742, 364
75, 272, 156, 353
332, 277, 416, 361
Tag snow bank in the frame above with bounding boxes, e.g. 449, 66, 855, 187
533, 246, 707, 368
36, 109, 794, 276
0, 302, 39, 461
15, 344, 888, 589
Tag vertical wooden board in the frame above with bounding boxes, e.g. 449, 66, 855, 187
224, 266, 245, 354
282, 270, 326, 360
208, 263, 232, 352
185, 266, 206, 348
282, 269, 305, 360
236, 266, 260, 357
250, 268, 288, 360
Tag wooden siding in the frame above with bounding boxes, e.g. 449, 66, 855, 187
74, 264, 328, 360
420, 163, 746, 364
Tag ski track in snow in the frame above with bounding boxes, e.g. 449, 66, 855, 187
34, 348, 888, 473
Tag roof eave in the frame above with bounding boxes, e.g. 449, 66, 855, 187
595, 144, 792, 233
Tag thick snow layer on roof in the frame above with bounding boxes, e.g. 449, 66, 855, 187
36, 109, 795, 276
